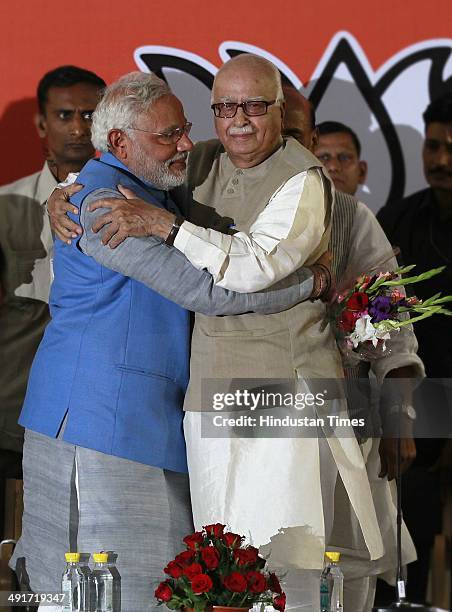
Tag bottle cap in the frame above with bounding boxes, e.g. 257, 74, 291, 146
65, 552, 80, 563
93, 553, 108, 563
325, 551, 340, 563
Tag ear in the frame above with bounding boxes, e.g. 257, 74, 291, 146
311, 127, 320, 150
358, 160, 368, 184
34, 113, 46, 138
108, 129, 129, 160
279, 100, 286, 125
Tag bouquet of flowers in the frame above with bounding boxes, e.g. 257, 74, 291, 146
330, 264, 452, 365
154, 523, 286, 611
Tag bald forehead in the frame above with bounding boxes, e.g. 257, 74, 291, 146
213, 55, 280, 99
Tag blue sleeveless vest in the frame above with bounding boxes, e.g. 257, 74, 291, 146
19, 153, 190, 472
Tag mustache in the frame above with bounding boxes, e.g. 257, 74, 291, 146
427, 167, 452, 177
228, 125, 255, 135
165, 152, 188, 167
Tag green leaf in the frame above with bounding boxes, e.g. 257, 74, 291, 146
430, 295, 452, 305
396, 307, 446, 327
421, 293, 442, 306
393, 264, 417, 275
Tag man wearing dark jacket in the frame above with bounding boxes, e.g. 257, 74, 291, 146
377, 91, 452, 604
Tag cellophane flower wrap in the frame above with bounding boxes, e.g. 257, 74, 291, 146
154, 524, 286, 611
330, 264, 452, 365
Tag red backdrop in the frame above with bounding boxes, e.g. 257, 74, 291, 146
1, 0, 451, 187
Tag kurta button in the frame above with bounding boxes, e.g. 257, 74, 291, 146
232, 178, 239, 185
227, 188, 234, 194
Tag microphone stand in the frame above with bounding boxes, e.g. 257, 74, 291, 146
373, 404, 446, 612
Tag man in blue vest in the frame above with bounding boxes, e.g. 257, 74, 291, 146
12, 71, 326, 611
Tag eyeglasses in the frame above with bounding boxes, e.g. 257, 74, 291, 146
211, 100, 277, 118
316, 152, 356, 165
127, 121, 192, 144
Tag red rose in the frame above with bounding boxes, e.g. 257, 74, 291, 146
245, 570, 267, 593
191, 573, 213, 594
222, 532, 243, 548
175, 550, 195, 566
203, 523, 226, 537
346, 291, 369, 311
164, 560, 183, 578
183, 562, 204, 580
183, 532, 204, 550
273, 592, 287, 611
233, 547, 259, 566
268, 572, 282, 594
223, 571, 248, 593
200, 546, 220, 570
339, 309, 360, 333
155, 581, 173, 602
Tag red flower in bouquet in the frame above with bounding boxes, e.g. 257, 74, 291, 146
203, 523, 226, 537
155, 581, 173, 602
339, 309, 360, 333
233, 547, 259, 566
183, 532, 205, 550
164, 560, 183, 578
200, 546, 220, 569
346, 291, 369, 311
183, 562, 203, 580
223, 532, 243, 548
191, 574, 213, 594
274, 592, 287, 611
223, 571, 249, 592
246, 570, 267, 593
175, 550, 195, 566
268, 572, 283, 594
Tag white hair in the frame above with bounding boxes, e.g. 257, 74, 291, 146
212, 54, 284, 104
91, 71, 171, 152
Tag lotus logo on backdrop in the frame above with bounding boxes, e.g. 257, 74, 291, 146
135, 32, 452, 213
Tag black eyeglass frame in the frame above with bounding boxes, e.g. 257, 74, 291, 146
211, 100, 277, 118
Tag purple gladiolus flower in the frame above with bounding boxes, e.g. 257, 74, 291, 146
368, 295, 393, 323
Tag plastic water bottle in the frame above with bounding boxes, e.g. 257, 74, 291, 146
92, 552, 121, 611
61, 552, 84, 612
79, 553, 95, 611
320, 551, 343, 611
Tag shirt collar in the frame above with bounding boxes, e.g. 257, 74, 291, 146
221, 141, 285, 178
99, 151, 169, 204
36, 161, 59, 205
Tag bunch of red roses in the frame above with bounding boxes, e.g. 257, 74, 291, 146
155, 523, 286, 611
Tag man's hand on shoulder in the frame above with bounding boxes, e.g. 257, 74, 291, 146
90, 185, 176, 248
47, 183, 84, 244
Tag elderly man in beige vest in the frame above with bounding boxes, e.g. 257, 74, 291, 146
49, 55, 384, 610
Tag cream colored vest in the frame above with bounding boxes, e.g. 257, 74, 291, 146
183, 138, 341, 411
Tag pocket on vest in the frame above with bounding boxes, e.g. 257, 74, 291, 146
115, 363, 176, 382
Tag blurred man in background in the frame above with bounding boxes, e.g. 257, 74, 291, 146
377, 91, 452, 605
0, 65, 105, 538
315, 120, 368, 196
